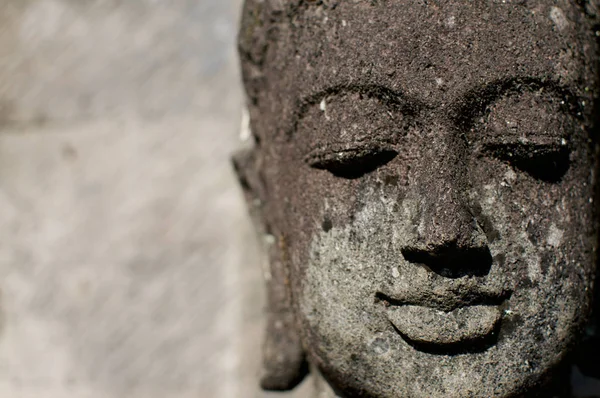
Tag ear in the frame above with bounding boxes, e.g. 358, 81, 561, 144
232, 145, 309, 391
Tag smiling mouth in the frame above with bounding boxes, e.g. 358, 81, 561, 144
375, 290, 511, 354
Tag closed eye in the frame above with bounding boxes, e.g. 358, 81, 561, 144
482, 142, 570, 183
305, 144, 398, 179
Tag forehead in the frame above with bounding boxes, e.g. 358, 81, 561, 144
288, 0, 587, 106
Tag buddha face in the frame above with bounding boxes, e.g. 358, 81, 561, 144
243, 1, 599, 396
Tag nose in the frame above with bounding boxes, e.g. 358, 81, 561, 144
400, 153, 492, 279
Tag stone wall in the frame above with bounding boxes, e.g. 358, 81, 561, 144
0, 1, 314, 396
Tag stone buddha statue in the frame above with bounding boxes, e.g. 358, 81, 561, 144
234, 0, 600, 396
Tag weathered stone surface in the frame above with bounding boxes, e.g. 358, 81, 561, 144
238, 1, 600, 397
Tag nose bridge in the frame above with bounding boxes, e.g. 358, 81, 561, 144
398, 124, 493, 278
419, 168, 474, 250
409, 129, 483, 252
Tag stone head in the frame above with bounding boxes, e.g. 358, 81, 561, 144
235, 1, 600, 396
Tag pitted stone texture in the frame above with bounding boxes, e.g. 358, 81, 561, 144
238, 0, 600, 397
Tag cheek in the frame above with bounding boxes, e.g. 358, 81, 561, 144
280, 157, 404, 258
473, 164, 555, 265
470, 158, 594, 320
300, 181, 401, 289
297, 197, 396, 354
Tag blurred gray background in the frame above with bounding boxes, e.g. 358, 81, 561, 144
0, 1, 312, 397
3, 2, 600, 398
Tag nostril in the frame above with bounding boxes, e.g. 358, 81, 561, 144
401, 245, 493, 279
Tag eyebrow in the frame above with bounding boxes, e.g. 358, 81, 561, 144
289, 83, 422, 138
451, 76, 581, 131
288, 77, 581, 138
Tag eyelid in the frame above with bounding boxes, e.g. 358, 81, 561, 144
305, 141, 398, 179
474, 135, 569, 153
476, 138, 571, 183
304, 142, 388, 166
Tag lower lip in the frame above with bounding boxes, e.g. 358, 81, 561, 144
386, 305, 502, 346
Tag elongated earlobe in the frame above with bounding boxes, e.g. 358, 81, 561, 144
232, 147, 309, 391
259, 233, 309, 390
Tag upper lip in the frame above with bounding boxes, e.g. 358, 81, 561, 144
375, 287, 512, 313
